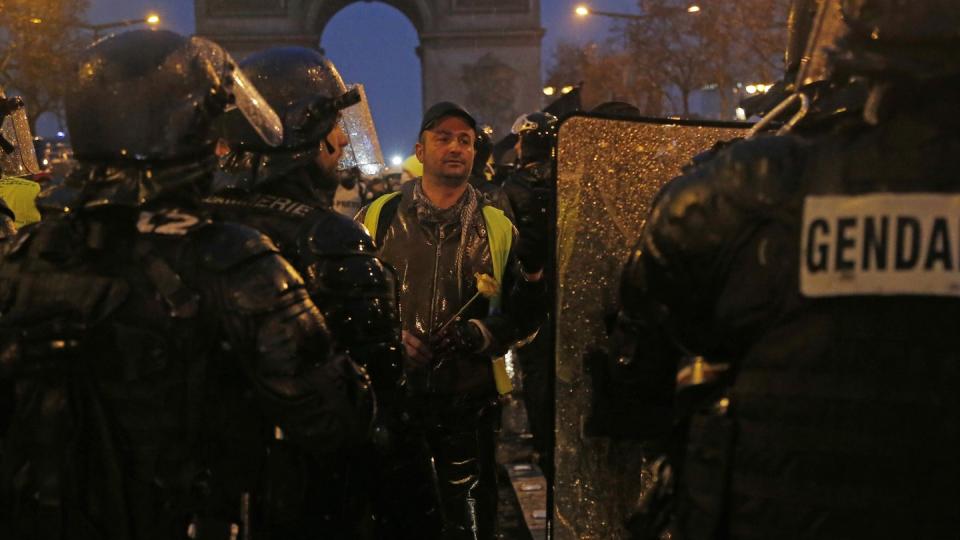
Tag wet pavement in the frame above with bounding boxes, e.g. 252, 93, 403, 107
495, 352, 548, 540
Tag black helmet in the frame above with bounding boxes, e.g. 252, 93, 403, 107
215, 47, 364, 190
797, 0, 960, 88
66, 29, 282, 163
511, 112, 558, 165
221, 47, 360, 153
471, 125, 494, 178
835, 0, 960, 80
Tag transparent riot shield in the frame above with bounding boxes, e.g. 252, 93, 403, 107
553, 114, 748, 539
0, 93, 40, 177
338, 84, 385, 177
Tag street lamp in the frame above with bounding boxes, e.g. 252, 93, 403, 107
76, 13, 162, 40
574, 3, 701, 20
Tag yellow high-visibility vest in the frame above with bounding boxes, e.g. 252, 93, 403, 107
0, 176, 41, 227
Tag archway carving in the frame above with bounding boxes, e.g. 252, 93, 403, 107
195, 0, 543, 136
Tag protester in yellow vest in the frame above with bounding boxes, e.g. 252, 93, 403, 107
356, 102, 548, 540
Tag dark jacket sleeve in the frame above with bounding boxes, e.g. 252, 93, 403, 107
478, 227, 548, 356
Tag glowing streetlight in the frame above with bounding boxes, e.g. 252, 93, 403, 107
575, 5, 590, 17
29, 17, 43, 24
687, 5, 701, 13
745, 84, 758, 94
75, 13, 163, 40
561, 85, 575, 95
543, 86, 556, 96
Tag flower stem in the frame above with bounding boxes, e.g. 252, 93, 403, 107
434, 291, 482, 336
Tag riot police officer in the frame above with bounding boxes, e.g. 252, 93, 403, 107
617, 1, 960, 538
0, 30, 372, 540
500, 112, 557, 478
203, 47, 428, 538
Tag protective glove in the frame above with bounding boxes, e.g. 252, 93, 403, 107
504, 179, 552, 273
430, 319, 486, 363
515, 216, 548, 274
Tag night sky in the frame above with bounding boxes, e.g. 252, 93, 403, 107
41, 0, 638, 160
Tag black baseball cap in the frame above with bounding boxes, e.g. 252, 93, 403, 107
419, 101, 477, 135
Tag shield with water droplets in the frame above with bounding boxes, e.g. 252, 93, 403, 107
552, 113, 748, 539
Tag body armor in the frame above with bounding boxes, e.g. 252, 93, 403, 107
203, 186, 402, 397
0, 204, 371, 540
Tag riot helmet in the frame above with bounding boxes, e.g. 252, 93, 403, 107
223, 47, 357, 153
471, 125, 494, 180
66, 29, 282, 163
217, 47, 383, 189
834, 0, 960, 80
511, 112, 558, 166
0, 89, 40, 177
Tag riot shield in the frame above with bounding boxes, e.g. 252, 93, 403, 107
553, 114, 748, 539
338, 84, 385, 176
0, 92, 40, 177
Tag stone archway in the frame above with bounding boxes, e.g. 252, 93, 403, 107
195, 0, 544, 136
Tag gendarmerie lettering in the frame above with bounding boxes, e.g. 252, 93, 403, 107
205, 194, 314, 218
805, 213, 960, 273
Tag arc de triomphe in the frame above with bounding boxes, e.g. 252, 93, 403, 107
195, 0, 544, 135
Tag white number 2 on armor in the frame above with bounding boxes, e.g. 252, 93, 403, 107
137, 210, 201, 236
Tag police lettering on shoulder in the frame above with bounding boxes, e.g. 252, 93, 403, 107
0, 30, 372, 540
613, 0, 960, 538
803, 194, 960, 295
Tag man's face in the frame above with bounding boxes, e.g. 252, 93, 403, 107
315, 121, 350, 177
415, 116, 476, 186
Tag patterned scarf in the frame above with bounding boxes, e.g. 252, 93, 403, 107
413, 179, 480, 298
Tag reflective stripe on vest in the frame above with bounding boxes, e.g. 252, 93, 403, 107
362, 191, 401, 244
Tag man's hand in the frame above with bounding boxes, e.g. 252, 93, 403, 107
402, 330, 433, 370
431, 320, 486, 362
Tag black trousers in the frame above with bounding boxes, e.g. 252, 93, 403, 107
417, 399, 500, 540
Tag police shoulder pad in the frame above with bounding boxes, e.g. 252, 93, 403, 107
196, 222, 281, 272
716, 135, 804, 196
302, 209, 376, 256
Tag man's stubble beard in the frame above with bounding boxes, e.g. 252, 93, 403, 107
435, 172, 469, 188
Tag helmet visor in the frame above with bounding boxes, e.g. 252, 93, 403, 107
227, 64, 284, 148
337, 84, 384, 176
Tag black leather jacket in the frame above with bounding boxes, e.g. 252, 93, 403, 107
357, 180, 547, 399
